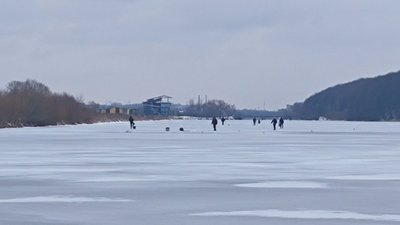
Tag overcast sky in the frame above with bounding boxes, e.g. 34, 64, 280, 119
1, 0, 400, 109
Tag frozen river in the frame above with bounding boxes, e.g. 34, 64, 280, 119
0, 120, 400, 225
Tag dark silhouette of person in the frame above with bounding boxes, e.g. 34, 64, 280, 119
129, 116, 135, 129
258, 118, 261, 124
279, 117, 284, 129
271, 118, 278, 130
253, 117, 257, 125
221, 117, 226, 125
212, 117, 218, 131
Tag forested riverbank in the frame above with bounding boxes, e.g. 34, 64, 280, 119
0, 80, 104, 128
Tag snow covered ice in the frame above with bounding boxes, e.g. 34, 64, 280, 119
1, 120, 400, 225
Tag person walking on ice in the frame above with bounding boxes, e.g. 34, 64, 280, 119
129, 116, 135, 129
271, 118, 278, 130
279, 117, 284, 129
221, 117, 226, 125
253, 117, 257, 126
212, 117, 218, 131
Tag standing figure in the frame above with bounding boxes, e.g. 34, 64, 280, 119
279, 117, 284, 129
221, 117, 226, 125
212, 117, 218, 131
271, 118, 278, 130
258, 118, 261, 124
129, 116, 135, 129
253, 117, 257, 126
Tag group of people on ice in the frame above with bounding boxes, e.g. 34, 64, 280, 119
128, 115, 284, 132
211, 116, 284, 131
211, 116, 227, 131
252, 117, 261, 125
270, 117, 284, 130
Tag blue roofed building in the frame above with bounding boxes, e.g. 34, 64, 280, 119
143, 95, 172, 116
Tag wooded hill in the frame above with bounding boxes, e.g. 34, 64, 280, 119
289, 71, 400, 121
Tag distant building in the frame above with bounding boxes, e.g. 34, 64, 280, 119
99, 106, 135, 115
121, 108, 136, 115
109, 107, 121, 114
143, 95, 172, 116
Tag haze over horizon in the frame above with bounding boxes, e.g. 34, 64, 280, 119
1, 0, 400, 110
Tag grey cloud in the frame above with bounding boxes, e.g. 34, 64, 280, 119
1, 0, 400, 109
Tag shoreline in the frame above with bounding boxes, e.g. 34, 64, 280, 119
0, 115, 173, 129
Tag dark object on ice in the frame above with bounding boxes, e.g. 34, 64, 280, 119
166, 127, 170, 132
211, 117, 218, 131
129, 116, 135, 129
221, 117, 226, 125
271, 118, 278, 130
253, 117, 257, 125
279, 117, 284, 129
179, 127, 184, 131
258, 118, 261, 124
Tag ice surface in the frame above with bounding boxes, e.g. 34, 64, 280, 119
0, 196, 132, 203
192, 209, 400, 222
329, 174, 400, 180
235, 181, 328, 188
0, 120, 400, 225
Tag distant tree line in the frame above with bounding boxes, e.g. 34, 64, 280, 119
185, 99, 236, 118
234, 108, 291, 119
0, 80, 98, 128
287, 71, 400, 121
